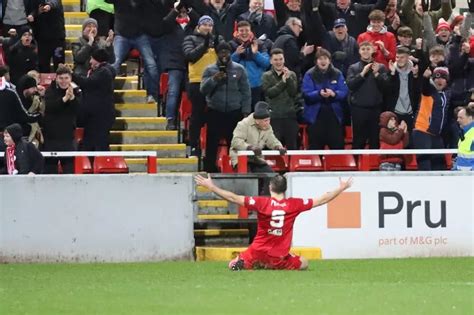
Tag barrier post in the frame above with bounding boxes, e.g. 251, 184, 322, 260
147, 156, 157, 174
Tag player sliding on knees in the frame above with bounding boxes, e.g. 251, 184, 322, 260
194, 174, 353, 271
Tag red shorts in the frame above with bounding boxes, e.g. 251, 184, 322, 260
238, 249, 302, 270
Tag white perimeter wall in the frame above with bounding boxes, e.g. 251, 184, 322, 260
0, 174, 194, 263
287, 172, 474, 259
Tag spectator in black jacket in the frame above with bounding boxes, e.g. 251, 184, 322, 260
191, 0, 249, 41
161, 0, 199, 130
43, 65, 80, 173
1, 0, 35, 37
5, 25, 38, 85
1, 123, 43, 174
319, 18, 359, 77
0, 72, 39, 134
347, 41, 389, 149
320, 0, 389, 39
72, 18, 115, 76
105, 0, 159, 103
32, 0, 66, 72
386, 46, 420, 135
238, 0, 277, 41
273, 0, 301, 28
272, 17, 314, 80
74, 49, 116, 151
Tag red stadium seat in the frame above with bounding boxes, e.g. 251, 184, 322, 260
39, 73, 56, 88
74, 128, 84, 146
289, 155, 323, 172
179, 92, 192, 141
93, 156, 129, 174
200, 125, 207, 155
323, 154, 358, 171
265, 155, 289, 172
344, 126, 353, 144
358, 154, 381, 171
298, 124, 309, 149
160, 72, 169, 97
445, 154, 453, 170
74, 156, 92, 174
217, 154, 235, 173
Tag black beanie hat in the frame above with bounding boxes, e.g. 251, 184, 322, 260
253, 101, 271, 119
18, 74, 38, 90
18, 25, 33, 37
91, 49, 109, 63
6, 123, 24, 144
216, 42, 231, 53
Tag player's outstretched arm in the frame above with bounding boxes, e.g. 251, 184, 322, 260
311, 177, 353, 208
194, 174, 246, 206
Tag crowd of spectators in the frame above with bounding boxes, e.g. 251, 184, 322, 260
0, 0, 473, 174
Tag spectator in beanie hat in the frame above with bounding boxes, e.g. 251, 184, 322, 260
73, 48, 116, 151
412, 66, 451, 170
5, 25, 38, 85
1, 123, 44, 175
72, 17, 115, 76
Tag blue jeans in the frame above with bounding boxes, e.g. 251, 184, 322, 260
148, 36, 164, 98
166, 69, 185, 120
113, 34, 158, 98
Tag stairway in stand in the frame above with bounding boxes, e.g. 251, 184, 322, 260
63, 0, 198, 173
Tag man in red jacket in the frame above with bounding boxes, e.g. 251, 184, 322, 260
357, 9, 396, 67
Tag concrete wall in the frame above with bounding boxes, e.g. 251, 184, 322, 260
0, 174, 194, 263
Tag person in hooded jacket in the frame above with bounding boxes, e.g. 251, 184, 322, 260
302, 48, 349, 149
378, 111, 409, 170
1, 123, 43, 174
73, 49, 116, 151
357, 9, 396, 68
5, 25, 38, 85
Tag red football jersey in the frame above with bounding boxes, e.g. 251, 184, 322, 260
244, 196, 313, 258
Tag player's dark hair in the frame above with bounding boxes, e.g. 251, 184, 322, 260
269, 175, 287, 194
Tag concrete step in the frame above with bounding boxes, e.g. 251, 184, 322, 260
197, 199, 231, 215
115, 103, 157, 117
113, 117, 166, 130
114, 90, 147, 103
110, 144, 186, 158
125, 157, 198, 172
63, 0, 81, 11
64, 12, 88, 24
114, 76, 139, 90
198, 214, 239, 220
194, 229, 249, 237
66, 24, 82, 38
109, 130, 177, 144
195, 247, 323, 262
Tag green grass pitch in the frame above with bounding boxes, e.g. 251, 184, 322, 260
1, 257, 472, 315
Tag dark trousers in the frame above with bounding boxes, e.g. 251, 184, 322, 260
271, 118, 299, 150
204, 109, 242, 172
250, 86, 263, 111
188, 82, 207, 149
2, 24, 29, 37
351, 106, 380, 149
89, 9, 115, 37
38, 39, 65, 73
412, 129, 446, 170
44, 157, 74, 174
308, 106, 344, 149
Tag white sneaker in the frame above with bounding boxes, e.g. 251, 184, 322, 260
146, 95, 156, 103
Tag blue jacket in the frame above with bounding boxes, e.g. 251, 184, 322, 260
302, 65, 349, 125
229, 38, 270, 88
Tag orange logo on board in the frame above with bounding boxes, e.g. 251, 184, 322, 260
327, 192, 361, 229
